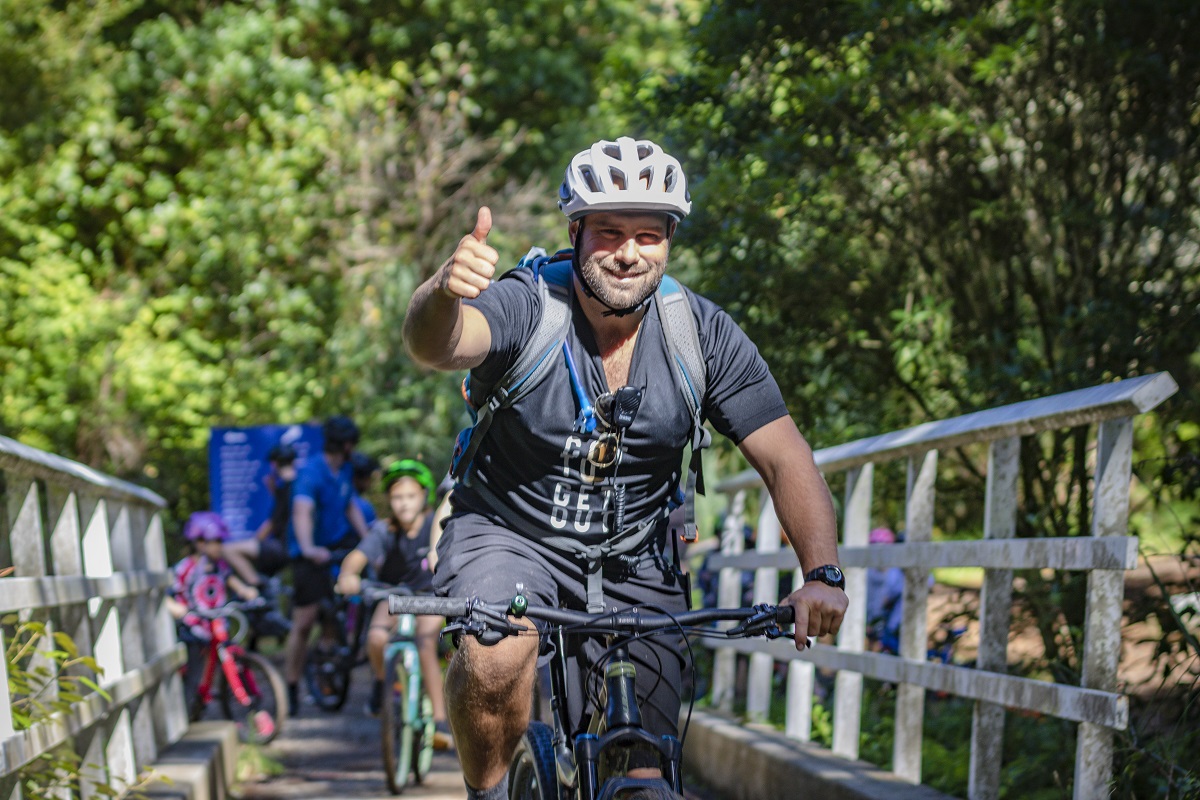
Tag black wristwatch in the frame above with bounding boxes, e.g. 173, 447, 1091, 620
804, 564, 846, 591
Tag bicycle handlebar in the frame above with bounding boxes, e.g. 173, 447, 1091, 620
387, 594, 797, 639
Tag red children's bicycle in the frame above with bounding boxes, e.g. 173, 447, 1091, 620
181, 598, 288, 743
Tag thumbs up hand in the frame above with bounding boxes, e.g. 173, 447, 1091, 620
438, 207, 499, 300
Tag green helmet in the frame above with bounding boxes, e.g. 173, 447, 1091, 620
381, 458, 436, 495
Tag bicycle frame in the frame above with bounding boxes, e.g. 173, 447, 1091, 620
543, 631, 683, 799
389, 594, 794, 800
195, 615, 260, 710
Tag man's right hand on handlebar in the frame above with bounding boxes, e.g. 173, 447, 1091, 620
436, 207, 498, 300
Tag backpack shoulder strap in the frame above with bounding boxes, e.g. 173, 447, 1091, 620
653, 277, 711, 543
450, 247, 573, 481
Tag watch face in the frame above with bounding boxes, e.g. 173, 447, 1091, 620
827, 566, 844, 583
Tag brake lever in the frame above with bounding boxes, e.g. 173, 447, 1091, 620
444, 603, 531, 645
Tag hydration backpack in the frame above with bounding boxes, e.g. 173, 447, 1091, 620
449, 247, 712, 543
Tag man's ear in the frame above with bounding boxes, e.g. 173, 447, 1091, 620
568, 219, 581, 239
667, 219, 678, 239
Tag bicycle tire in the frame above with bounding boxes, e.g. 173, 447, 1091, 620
509, 720, 558, 800
412, 690, 435, 784
382, 650, 413, 794
219, 651, 287, 744
305, 642, 351, 712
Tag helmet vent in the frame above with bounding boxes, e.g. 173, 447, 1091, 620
602, 142, 622, 159
579, 165, 602, 193
637, 143, 653, 159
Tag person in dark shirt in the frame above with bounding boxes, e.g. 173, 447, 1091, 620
335, 459, 451, 746
403, 136, 847, 800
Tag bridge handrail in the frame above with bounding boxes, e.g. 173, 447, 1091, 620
0, 433, 185, 792
703, 373, 1178, 800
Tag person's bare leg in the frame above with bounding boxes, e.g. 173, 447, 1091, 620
365, 602, 394, 680
446, 630, 538, 791
285, 603, 319, 684
416, 615, 448, 722
223, 539, 262, 586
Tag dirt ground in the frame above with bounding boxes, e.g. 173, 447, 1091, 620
925, 554, 1200, 699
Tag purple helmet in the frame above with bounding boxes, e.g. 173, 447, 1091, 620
184, 511, 230, 542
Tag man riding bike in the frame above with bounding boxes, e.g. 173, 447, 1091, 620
403, 136, 847, 800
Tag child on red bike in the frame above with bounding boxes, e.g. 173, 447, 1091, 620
168, 511, 261, 702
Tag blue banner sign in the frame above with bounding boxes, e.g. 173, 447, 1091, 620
208, 424, 322, 540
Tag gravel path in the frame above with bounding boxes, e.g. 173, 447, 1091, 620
232, 660, 717, 800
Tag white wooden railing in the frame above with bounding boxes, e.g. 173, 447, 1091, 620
704, 372, 1178, 800
0, 436, 188, 798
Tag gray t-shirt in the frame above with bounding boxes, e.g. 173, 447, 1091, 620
358, 516, 434, 591
454, 265, 788, 543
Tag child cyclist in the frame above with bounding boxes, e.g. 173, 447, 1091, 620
167, 511, 261, 707
335, 459, 452, 747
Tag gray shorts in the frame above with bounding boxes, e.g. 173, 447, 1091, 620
433, 512, 689, 740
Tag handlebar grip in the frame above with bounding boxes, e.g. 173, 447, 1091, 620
777, 605, 796, 625
388, 594, 470, 617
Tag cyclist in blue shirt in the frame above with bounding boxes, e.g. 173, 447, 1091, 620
282, 415, 372, 714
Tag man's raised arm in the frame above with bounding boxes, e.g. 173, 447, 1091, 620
403, 206, 498, 370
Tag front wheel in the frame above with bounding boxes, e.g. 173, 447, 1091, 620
219, 650, 287, 744
509, 720, 558, 800
305, 641, 351, 712
382, 650, 415, 794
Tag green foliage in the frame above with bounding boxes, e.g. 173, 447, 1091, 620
0, 0, 697, 524
661, 0, 1199, 446
2, 611, 156, 799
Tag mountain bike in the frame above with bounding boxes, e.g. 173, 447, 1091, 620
182, 598, 288, 743
363, 582, 436, 794
304, 549, 365, 711
389, 593, 797, 800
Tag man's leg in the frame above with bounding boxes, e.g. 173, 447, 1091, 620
284, 602, 318, 713
446, 631, 539, 793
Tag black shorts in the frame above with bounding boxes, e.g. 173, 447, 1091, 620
290, 534, 358, 607
433, 512, 688, 741
254, 538, 288, 576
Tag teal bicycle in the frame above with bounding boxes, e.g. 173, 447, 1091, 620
367, 582, 436, 794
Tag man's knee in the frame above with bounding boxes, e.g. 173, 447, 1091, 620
449, 635, 537, 695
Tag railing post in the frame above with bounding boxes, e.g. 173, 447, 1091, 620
747, 494, 781, 722
1074, 418, 1133, 799
969, 436, 1019, 800
895, 450, 936, 782
712, 489, 747, 712
833, 463, 872, 760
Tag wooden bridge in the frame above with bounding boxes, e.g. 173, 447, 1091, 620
0, 372, 1179, 800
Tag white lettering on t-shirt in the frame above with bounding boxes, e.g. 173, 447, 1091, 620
551, 482, 571, 529
574, 487, 592, 533
560, 437, 583, 477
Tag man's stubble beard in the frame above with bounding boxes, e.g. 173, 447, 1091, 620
579, 250, 669, 310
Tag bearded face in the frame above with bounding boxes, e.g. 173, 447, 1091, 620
574, 212, 672, 311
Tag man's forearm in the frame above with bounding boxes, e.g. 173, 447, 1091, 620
403, 266, 465, 369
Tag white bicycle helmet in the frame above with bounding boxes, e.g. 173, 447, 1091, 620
558, 136, 691, 222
